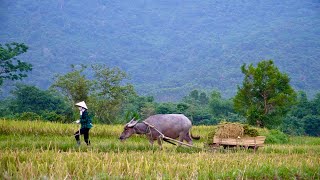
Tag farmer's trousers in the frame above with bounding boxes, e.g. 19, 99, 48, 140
74, 128, 90, 145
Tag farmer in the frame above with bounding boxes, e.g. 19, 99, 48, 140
74, 101, 92, 146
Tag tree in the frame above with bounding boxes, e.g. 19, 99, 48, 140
156, 103, 176, 114
51, 65, 92, 103
310, 93, 320, 116
209, 90, 234, 117
176, 103, 189, 114
52, 64, 134, 124
303, 115, 320, 136
90, 64, 135, 124
289, 91, 311, 119
233, 60, 296, 128
140, 102, 156, 119
0, 42, 32, 86
280, 115, 305, 136
199, 92, 209, 105
121, 94, 155, 120
8, 84, 72, 121
183, 89, 208, 105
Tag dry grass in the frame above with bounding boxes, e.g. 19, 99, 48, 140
1, 119, 320, 179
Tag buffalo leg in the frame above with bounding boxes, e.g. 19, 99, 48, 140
157, 137, 163, 150
148, 139, 155, 147
184, 132, 193, 145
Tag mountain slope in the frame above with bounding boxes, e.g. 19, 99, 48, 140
1, 0, 319, 101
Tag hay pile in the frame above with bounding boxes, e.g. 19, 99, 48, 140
215, 122, 244, 138
205, 122, 260, 145
211, 122, 259, 139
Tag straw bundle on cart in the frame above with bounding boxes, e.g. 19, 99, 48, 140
206, 122, 260, 145
215, 122, 244, 138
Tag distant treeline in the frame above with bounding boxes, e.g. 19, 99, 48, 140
1, 83, 319, 137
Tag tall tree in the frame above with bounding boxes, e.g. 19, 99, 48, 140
51, 64, 134, 123
90, 64, 134, 123
51, 65, 91, 103
233, 60, 296, 128
0, 42, 32, 86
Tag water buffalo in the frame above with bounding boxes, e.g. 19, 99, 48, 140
119, 114, 200, 148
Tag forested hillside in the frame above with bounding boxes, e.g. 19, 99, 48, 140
1, 0, 319, 101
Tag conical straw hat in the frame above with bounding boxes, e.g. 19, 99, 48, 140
75, 101, 88, 109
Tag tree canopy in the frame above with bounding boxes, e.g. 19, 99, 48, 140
0, 42, 32, 86
51, 64, 134, 124
234, 60, 296, 128
51, 65, 91, 103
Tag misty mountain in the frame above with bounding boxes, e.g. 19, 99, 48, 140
1, 0, 319, 101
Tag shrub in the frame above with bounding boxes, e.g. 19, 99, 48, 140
41, 111, 66, 122
264, 129, 289, 144
243, 124, 259, 137
18, 112, 41, 121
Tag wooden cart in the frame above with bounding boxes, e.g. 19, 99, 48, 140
210, 136, 266, 151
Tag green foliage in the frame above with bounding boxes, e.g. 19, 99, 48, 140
90, 64, 135, 124
0, 99, 13, 117
209, 90, 234, 117
18, 112, 41, 121
121, 94, 156, 120
243, 125, 259, 137
223, 112, 246, 123
310, 93, 320, 115
205, 128, 217, 145
51, 64, 135, 124
234, 60, 297, 128
282, 91, 320, 136
199, 92, 209, 105
303, 115, 320, 136
41, 111, 66, 122
156, 103, 176, 114
0, 42, 32, 86
183, 90, 209, 106
51, 65, 91, 103
139, 103, 156, 120
280, 115, 305, 136
3, 84, 73, 121
150, 89, 236, 125
176, 103, 189, 114
188, 107, 213, 125
289, 91, 312, 118
124, 111, 140, 122
263, 129, 289, 144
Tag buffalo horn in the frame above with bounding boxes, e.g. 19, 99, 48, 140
126, 118, 138, 127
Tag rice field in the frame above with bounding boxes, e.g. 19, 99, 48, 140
1, 119, 320, 179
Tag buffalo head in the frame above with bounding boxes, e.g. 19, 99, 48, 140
119, 118, 138, 141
